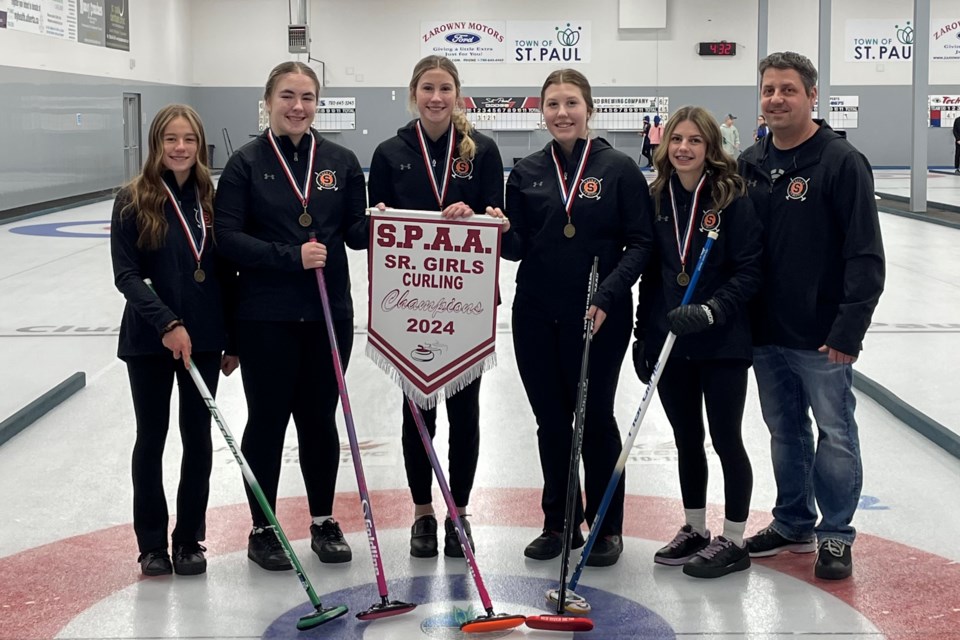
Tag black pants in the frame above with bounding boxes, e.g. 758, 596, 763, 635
955, 140, 960, 169
126, 351, 221, 553
237, 319, 352, 528
512, 307, 631, 537
401, 377, 481, 508
657, 358, 753, 522
640, 144, 652, 167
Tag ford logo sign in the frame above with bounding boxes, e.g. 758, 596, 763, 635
445, 33, 481, 44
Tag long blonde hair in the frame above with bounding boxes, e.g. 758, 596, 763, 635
650, 106, 745, 215
122, 104, 214, 250
408, 55, 477, 161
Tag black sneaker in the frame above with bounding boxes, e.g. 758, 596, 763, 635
310, 519, 352, 563
523, 528, 585, 560
814, 539, 853, 580
745, 525, 816, 558
247, 527, 293, 571
172, 542, 207, 576
585, 534, 623, 567
654, 524, 711, 566
410, 514, 438, 558
138, 549, 172, 576
682, 536, 751, 579
444, 515, 476, 558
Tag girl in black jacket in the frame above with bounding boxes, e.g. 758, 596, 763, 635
501, 69, 655, 567
111, 104, 238, 577
635, 105, 762, 579
368, 55, 504, 559
214, 62, 368, 571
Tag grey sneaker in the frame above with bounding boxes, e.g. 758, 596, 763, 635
654, 524, 711, 566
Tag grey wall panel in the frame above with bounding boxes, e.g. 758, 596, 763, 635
0, 65, 190, 213
4, 71, 960, 214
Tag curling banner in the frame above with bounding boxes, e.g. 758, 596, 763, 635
366, 208, 501, 408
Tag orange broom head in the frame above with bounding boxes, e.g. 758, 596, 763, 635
525, 614, 595, 632
460, 613, 526, 633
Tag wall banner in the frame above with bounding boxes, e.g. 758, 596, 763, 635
509, 20, 591, 63
931, 18, 960, 61
366, 209, 501, 408
104, 0, 128, 51
421, 20, 506, 63
78, 0, 104, 46
420, 20, 592, 64
845, 19, 913, 62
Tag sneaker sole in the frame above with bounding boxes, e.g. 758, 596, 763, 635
682, 555, 751, 579
815, 565, 853, 580
173, 561, 207, 576
410, 546, 439, 558
748, 541, 817, 558
247, 552, 293, 571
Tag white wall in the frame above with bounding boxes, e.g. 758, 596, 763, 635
191, 0, 764, 88
0, 0, 191, 84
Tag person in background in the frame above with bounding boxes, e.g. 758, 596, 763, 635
499, 68, 654, 567
739, 51, 885, 581
633, 105, 761, 579
953, 114, 959, 175
111, 104, 238, 577
639, 115, 653, 169
754, 115, 769, 143
648, 114, 664, 169
367, 54, 504, 559
215, 61, 368, 571
720, 114, 740, 157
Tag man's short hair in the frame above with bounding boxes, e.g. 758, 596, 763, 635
758, 51, 818, 95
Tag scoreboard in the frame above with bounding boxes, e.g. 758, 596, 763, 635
258, 97, 357, 132
463, 97, 543, 131
592, 97, 669, 131
813, 96, 860, 129
928, 95, 960, 128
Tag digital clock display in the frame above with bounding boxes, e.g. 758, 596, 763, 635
698, 42, 737, 56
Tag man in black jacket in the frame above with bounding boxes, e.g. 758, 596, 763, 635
738, 52, 885, 581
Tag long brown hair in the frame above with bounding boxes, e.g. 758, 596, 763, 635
408, 55, 477, 160
650, 106, 745, 215
122, 104, 214, 250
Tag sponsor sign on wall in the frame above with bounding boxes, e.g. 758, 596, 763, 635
846, 18, 960, 62
931, 18, 960, 61
421, 20, 591, 64
77, 0, 104, 46
103, 0, 127, 51
5, 0, 43, 35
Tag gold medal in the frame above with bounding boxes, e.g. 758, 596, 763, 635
194, 268, 206, 283
677, 271, 690, 287
563, 223, 576, 238
299, 212, 312, 227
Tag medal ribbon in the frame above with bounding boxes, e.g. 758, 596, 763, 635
267, 130, 316, 212
550, 138, 593, 222
415, 121, 456, 209
668, 173, 708, 274
162, 182, 206, 266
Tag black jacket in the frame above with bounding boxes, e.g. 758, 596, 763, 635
368, 120, 504, 212
214, 130, 367, 322
503, 137, 654, 321
738, 120, 885, 356
953, 117, 960, 142
636, 173, 762, 362
111, 172, 235, 358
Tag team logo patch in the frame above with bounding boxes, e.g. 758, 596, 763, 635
578, 176, 602, 199
700, 209, 721, 232
452, 157, 473, 180
315, 169, 338, 191
786, 176, 809, 201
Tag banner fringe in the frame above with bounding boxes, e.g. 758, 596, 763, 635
365, 343, 496, 409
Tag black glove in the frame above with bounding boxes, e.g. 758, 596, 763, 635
632, 340, 653, 384
667, 303, 715, 336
